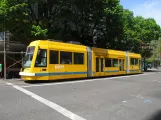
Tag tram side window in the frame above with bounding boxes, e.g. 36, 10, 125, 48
113, 59, 118, 67
135, 58, 138, 65
60, 51, 72, 64
105, 58, 112, 67
50, 50, 58, 64
74, 53, 84, 64
130, 58, 135, 65
35, 49, 47, 67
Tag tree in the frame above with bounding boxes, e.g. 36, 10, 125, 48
133, 17, 160, 42
122, 9, 138, 51
103, 0, 124, 49
0, 0, 29, 42
0, 0, 49, 43
0, 0, 160, 53
0, 0, 125, 48
31, 25, 48, 39
121, 9, 161, 55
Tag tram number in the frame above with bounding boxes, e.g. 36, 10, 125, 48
55, 65, 64, 69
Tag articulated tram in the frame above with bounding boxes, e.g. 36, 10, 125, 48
19, 40, 142, 81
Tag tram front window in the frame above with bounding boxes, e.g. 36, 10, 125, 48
23, 46, 35, 68
35, 49, 47, 67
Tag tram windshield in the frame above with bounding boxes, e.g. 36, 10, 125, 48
23, 46, 35, 68
35, 49, 47, 67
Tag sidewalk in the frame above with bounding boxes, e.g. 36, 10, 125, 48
0, 78, 21, 81
147, 68, 158, 71
146, 67, 161, 72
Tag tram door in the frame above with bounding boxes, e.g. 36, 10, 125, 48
96, 57, 99, 72
96, 56, 104, 74
101, 58, 104, 72
119, 59, 124, 71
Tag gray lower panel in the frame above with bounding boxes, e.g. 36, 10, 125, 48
86, 47, 92, 77
126, 51, 129, 74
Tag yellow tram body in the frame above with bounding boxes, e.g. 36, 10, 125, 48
19, 40, 142, 81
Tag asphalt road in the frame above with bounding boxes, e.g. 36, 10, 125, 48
0, 71, 161, 120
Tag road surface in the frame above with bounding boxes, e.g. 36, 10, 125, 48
0, 71, 161, 120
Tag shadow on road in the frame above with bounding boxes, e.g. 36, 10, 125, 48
146, 110, 161, 120
25, 73, 143, 84
3, 69, 160, 84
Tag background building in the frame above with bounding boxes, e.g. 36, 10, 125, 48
0, 31, 26, 78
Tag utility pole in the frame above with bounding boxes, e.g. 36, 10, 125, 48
3, 31, 6, 80
158, 39, 160, 68
3, 0, 6, 80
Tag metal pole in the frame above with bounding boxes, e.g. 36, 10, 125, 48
21, 51, 24, 66
3, 31, 6, 80
153, 40, 155, 68
158, 39, 160, 69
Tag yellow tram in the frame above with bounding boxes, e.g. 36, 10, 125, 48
19, 40, 142, 81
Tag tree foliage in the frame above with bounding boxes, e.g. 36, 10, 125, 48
122, 9, 160, 59
103, 0, 124, 49
31, 25, 48, 39
0, 0, 160, 57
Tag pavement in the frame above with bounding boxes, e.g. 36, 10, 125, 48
147, 68, 161, 71
0, 71, 161, 120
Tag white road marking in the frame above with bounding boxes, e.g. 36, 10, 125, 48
130, 94, 144, 99
136, 95, 144, 99
21, 73, 156, 88
6, 82, 86, 120
122, 101, 127, 103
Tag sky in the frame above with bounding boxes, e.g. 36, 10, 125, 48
120, 0, 161, 26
